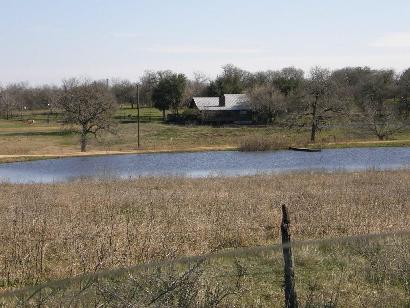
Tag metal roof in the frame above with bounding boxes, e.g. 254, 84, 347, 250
193, 94, 251, 111
223, 94, 250, 110
192, 97, 220, 110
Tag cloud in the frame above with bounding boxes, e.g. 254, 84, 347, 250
136, 45, 266, 54
371, 32, 410, 48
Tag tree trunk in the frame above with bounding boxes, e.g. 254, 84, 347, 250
162, 110, 166, 121
310, 122, 317, 142
310, 97, 318, 142
80, 132, 87, 152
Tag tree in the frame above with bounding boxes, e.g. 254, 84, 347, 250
398, 68, 410, 117
291, 67, 343, 142
0, 83, 32, 119
111, 79, 137, 108
248, 70, 275, 87
152, 73, 187, 120
247, 84, 285, 124
0, 86, 17, 120
207, 64, 249, 96
272, 67, 304, 97
37, 85, 61, 113
357, 70, 404, 140
139, 70, 159, 107
307, 67, 344, 142
331, 67, 373, 90
181, 72, 209, 107
190, 72, 209, 97
58, 78, 118, 152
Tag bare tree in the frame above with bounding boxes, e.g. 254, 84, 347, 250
357, 70, 404, 140
247, 84, 285, 124
181, 72, 209, 107
58, 78, 118, 152
111, 79, 137, 108
361, 102, 404, 140
291, 67, 343, 142
6, 83, 33, 115
0, 86, 17, 120
38, 85, 61, 115
139, 70, 160, 107
191, 72, 209, 96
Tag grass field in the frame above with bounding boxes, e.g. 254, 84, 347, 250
0, 170, 409, 306
0, 170, 408, 294
1, 107, 410, 162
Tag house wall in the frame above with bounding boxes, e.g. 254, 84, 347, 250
201, 110, 253, 124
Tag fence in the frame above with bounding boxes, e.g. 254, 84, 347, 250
1, 229, 408, 307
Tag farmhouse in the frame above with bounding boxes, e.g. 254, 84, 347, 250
190, 94, 253, 124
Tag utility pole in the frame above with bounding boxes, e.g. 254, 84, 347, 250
137, 83, 140, 148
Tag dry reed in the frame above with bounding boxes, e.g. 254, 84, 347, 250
0, 170, 409, 289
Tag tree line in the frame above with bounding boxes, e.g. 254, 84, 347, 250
0, 64, 409, 150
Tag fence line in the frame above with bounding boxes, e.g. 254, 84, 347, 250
1, 229, 408, 299
1, 223, 406, 243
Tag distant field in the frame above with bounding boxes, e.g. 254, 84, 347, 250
0, 170, 409, 306
0, 107, 410, 160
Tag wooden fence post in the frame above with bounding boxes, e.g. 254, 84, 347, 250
281, 204, 298, 308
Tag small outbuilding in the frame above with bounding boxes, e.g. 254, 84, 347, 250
190, 94, 253, 124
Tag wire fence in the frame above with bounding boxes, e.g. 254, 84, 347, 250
1, 231, 409, 307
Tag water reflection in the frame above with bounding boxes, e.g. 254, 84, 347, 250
0, 147, 409, 184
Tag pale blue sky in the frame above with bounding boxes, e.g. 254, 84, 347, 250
1, 0, 410, 84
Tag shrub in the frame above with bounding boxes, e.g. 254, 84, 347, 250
166, 109, 201, 124
239, 135, 289, 151
181, 109, 201, 123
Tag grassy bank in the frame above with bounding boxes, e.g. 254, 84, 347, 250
0, 170, 408, 290
1, 115, 410, 163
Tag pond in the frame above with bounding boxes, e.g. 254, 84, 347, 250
0, 147, 409, 184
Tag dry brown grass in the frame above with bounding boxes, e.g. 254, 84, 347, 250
0, 170, 409, 290
239, 135, 288, 151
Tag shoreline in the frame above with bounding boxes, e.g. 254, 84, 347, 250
1, 139, 410, 164
0, 145, 237, 164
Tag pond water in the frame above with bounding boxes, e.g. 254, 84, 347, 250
0, 147, 409, 184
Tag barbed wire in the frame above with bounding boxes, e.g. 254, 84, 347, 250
0, 216, 406, 242
0, 224, 407, 244
1, 229, 408, 299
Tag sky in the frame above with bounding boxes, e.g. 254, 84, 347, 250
1, 0, 410, 85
